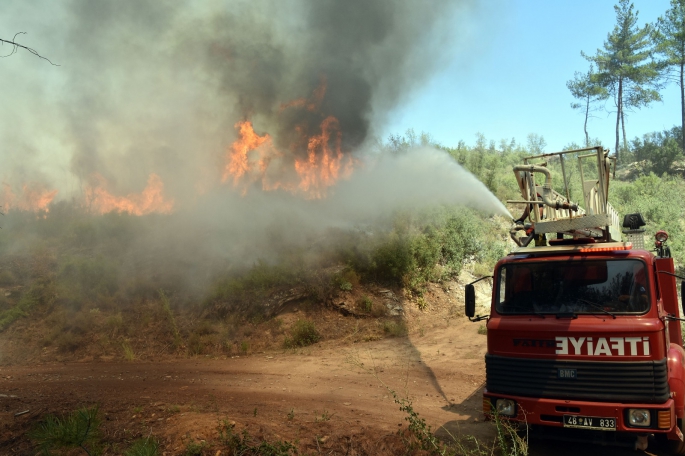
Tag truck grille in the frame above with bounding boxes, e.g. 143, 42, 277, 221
485, 354, 669, 403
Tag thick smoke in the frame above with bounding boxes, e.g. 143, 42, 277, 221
0, 0, 499, 290
2, 0, 476, 197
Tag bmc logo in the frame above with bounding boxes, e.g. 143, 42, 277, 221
555, 336, 650, 356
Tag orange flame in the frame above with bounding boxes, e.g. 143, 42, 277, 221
1, 183, 58, 212
294, 116, 354, 198
224, 78, 355, 198
86, 173, 174, 215
222, 120, 276, 187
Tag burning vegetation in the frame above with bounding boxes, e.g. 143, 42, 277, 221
84, 173, 174, 216
0, 183, 58, 213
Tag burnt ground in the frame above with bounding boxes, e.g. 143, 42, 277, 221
0, 277, 672, 455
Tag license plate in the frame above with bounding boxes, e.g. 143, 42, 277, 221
563, 415, 616, 431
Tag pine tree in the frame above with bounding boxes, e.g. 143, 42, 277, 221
582, 0, 661, 163
655, 0, 685, 153
566, 65, 609, 147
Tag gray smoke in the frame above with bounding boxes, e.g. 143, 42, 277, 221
1, 0, 477, 199
0, 0, 499, 288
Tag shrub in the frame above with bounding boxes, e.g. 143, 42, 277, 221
382, 320, 407, 337
0, 285, 42, 331
122, 340, 136, 360
358, 296, 373, 313
124, 436, 159, 456
57, 255, 120, 308
106, 313, 124, 333
205, 261, 301, 317
56, 332, 84, 353
218, 420, 296, 455
357, 296, 386, 317
0, 269, 17, 286
29, 406, 101, 455
284, 319, 320, 348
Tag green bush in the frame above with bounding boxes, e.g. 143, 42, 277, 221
124, 437, 159, 456
612, 173, 685, 265
284, 319, 320, 348
218, 420, 296, 455
0, 283, 51, 331
57, 255, 120, 308
340, 207, 504, 293
205, 260, 302, 317
382, 320, 408, 337
29, 406, 101, 455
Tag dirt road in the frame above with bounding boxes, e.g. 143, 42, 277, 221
0, 313, 669, 455
0, 310, 487, 454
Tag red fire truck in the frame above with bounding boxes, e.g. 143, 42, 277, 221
465, 146, 685, 452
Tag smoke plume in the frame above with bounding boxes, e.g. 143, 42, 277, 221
0, 0, 501, 288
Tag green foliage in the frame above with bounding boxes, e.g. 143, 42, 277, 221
611, 173, 685, 265
314, 410, 332, 422
491, 409, 528, 456
386, 128, 436, 153
183, 439, 207, 456
341, 207, 505, 294
566, 64, 609, 146
655, 0, 685, 151
57, 255, 119, 309
159, 290, 182, 348
217, 420, 297, 456
124, 437, 159, 456
630, 126, 683, 175
581, 0, 661, 161
122, 340, 136, 361
283, 319, 320, 348
0, 280, 55, 331
334, 268, 360, 291
382, 320, 408, 337
29, 406, 101, 456
206, 260, 302, 317
358, 295, 373, 312
391, 382, 524, 455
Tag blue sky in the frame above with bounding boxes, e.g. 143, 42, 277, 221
384, 0, 679, 152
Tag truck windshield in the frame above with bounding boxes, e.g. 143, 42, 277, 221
496, 259, 650, 315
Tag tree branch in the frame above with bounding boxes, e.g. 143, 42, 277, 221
0, 32, 59, 66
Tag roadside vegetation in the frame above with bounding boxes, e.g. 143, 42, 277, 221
2, 125, 685, 454
28, 399, 527, 456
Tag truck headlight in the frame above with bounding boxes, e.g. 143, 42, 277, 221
628, 409, 651, 427
495, 399, 516, 417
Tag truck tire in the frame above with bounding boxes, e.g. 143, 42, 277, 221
667, 419, 685, 455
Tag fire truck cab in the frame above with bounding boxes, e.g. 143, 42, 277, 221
465, 147, 685, 452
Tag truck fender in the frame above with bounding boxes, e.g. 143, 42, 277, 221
668, 343, 685, 419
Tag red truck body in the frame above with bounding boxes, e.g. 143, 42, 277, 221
478, 245, 685, 450
466, 146, 685, 452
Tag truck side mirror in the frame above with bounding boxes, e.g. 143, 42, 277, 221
465, 284, 476, 318
681, 281, 685, 318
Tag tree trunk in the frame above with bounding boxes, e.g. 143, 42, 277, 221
584, 96, 590, 147
680, 61, 685, 151
615, 78, 623, 164
621, 105, 627, 158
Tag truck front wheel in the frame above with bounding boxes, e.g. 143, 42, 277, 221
665, 419, 685, 455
